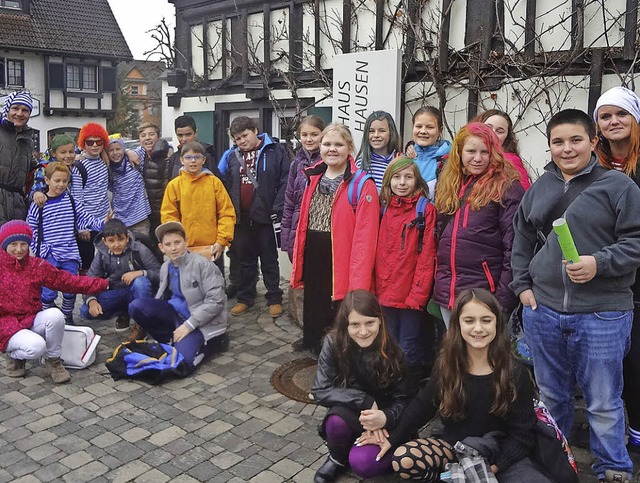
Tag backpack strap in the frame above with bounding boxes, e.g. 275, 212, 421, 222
36, 205, 44, 257
68, 193, 79, 237
347, 169, 373, 210
72, 160, 88, 189
409, 196, 429, 253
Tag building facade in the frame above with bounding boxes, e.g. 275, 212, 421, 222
163, 0, 640, 174
0, 0, 132, 153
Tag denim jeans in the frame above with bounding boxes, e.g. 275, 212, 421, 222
128, 298, 203, 369
522, 304, 633, 478
80, 276, 153, 320
383, 307, 426, 364
41, 256, 80, 317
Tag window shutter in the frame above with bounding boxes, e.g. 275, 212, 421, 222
101, 66, 116, 93
49, 63, 64, 89
0, 59, 5, 87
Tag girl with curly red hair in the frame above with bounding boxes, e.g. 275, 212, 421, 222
432, 123, 524, 327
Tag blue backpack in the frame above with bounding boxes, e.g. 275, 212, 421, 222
346, 169, 374, 210
106, 341, 191, 384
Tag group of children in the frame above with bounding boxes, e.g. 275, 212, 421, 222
292, 93, 640, 483
2, 84, 640, 482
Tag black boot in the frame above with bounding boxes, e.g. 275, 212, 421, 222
314, 456, 346, 483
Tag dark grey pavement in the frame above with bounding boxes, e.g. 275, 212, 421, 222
0, 280, 636, 482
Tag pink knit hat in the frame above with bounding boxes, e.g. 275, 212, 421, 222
0, 220, 33, 250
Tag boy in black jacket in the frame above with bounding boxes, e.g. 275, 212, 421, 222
80, 219, 161, 335
218, 116, 289, 318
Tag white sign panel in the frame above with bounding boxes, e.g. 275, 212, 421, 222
332, 49, 402, 151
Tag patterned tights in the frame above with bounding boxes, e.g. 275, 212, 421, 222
392, 437, 454, 481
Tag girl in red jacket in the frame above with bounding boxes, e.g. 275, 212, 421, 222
0, 220, 108, 384
375, 157, 436, 369
291, 123, 380, 354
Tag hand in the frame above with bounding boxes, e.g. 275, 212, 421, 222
33, 191, 47, 208
105, 211, 114, 222
173, 323, 192, 343
88, 300, 103, 317
356, 430, 392, 461
519, 289, 537, 310
211, 243, 225, 261
359, 408, 387, 431
491, 464, 498, 474
127, 149, 140, 165
564, 255, 597, 284
78, 230, 91, 241
121, 270, 142, 285
405, 144, 417, 159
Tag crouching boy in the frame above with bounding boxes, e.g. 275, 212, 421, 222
80, 219, 160, 337
128, 222, 229, 372
0, 221, 108, 383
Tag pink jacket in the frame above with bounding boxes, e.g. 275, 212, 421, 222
0, 250, 108, 351
505, 152, 531, 190
290, 158, 379, 301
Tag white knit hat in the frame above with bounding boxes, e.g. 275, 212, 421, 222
594, 86, 640, 123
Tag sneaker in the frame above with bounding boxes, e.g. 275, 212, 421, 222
115, 315, 131, 332
64, 314, 75, 326
230, 303, 250, 316
44, 357, 71, 384
601, 470, 630, 483
269, 304, 283, 318
124, 323, 146, 343
5, 358, 25, 377
627, 441, 640, 455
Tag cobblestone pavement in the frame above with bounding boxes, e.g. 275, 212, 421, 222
0, 281, 637, 482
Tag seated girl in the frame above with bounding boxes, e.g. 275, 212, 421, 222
311, 290, 408, 482
359, 288, 551, 482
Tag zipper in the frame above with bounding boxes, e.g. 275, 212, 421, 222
447, 177, 474, 308
482, 261, 496, 292
329, 179, 347, 301
463, 204, 470, 228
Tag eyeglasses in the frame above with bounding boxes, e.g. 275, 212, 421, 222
183, 155, 205, 162
85, 139, 104, 146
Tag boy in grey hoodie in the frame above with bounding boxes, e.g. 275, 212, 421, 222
510, 109, 640, 483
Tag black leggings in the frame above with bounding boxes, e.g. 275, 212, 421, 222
392, 438, 454, 481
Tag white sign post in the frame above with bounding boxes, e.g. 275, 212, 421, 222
332, 49, 402, 151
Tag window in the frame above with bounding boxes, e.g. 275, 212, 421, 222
66, 64, 98, 92
6, 59, 23, 87
0, 0, 21, 9
130, 85, 139, 95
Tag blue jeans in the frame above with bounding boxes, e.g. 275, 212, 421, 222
523, 304, 633, 478
80, 276, 153, 320
383, 307, 426, 364
41, 256, 80, 317
128, 298, 205, 369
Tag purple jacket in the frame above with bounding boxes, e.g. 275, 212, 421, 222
433, 177, 524, 312
281, 147, 321, 259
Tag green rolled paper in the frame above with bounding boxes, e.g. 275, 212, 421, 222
552, 218, 581, 263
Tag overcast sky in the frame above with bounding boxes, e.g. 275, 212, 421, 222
107, 0, 176, 60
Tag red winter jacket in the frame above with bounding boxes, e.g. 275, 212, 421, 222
290, 158, 379, 301
375, 194, 437, 310
0, 250, 108, 351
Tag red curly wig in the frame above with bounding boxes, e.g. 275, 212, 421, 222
78, 122, 109, 149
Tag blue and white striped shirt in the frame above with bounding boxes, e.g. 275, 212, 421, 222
27, 192, 104, 262
70, 157, 110, 219
356, 151, 396, 191
110, 156, 150, 227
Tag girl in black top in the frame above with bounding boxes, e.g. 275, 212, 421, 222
359, 288, 550, 482
311, 290, 407, 482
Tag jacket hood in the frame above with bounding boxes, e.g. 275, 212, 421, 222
0, 247, 29, 270
544, 153, 599, 180
416, 139, 451, 159
303, 156, 357, 182
93, 230, 141, 256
